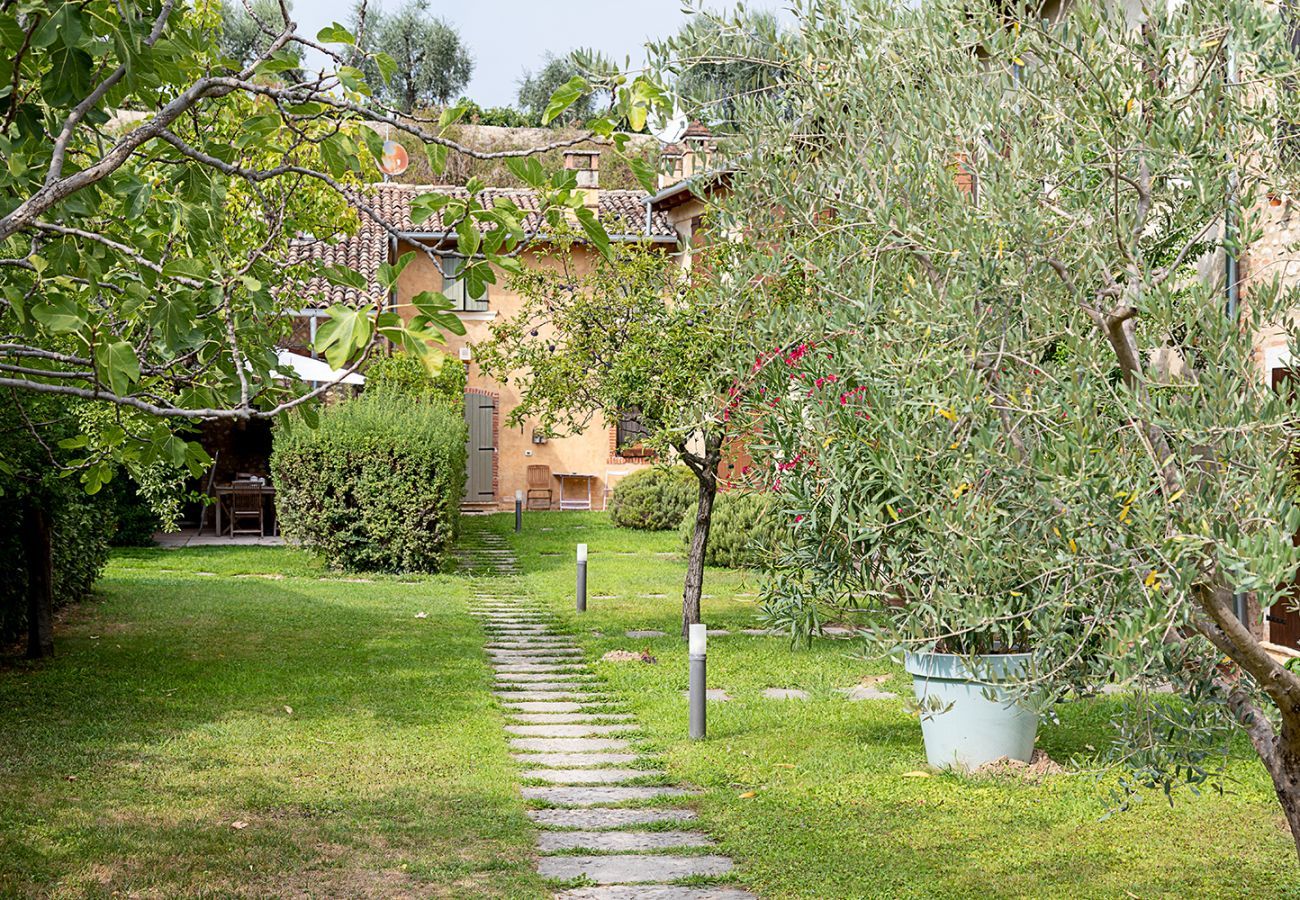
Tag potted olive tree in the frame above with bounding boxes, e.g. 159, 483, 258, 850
700, 0, 1300, 836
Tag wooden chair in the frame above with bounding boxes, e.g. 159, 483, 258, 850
229, 483, 265, 537
526, 465, 553, 510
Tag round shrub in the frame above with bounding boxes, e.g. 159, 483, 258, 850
271, 392, 467, 573
681, 490, 786, 569
610, 466, 697, 530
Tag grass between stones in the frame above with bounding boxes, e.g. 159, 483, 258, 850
503, 510, 1299, 899
0, 545, 546, 898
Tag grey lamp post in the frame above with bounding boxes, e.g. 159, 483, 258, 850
515, 490, 523, 533
689, 623, 707, 740
576, 543, 587, 613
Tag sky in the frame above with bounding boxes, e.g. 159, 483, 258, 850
291, 1, 794, 108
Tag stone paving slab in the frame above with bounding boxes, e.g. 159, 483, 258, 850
495, 672, 595, 682
836, 685, 899, 701
496, 682, 597, 693
528, 807, 697, 828
493, 663, 588, 673
490, 658, 584, 668
494, 691, 608, 702
508, 713, 635, 724
625, 630, 666, 638
679, 689, 733, 702
505, 723, 634, 737
556, 888, 756, 900
538, 830, 715, 853
510, 737, 632, 753
520, 786, 693, 806
525, 768, 662, 785
488, 648, 582, 656
512, 752, 640, 767
537, 854, 733, 884
763, 688, 809, 700
498, 700, 587, 713
486, 641, 575, 649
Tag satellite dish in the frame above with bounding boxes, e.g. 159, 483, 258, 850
378, 140, 409, 177
650, 105, 689, 145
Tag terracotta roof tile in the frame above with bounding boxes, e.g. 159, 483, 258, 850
288, 184, 673, 308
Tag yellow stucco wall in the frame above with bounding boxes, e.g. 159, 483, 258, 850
393, 239, 655, 510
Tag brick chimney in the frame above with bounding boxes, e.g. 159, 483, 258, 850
564, 149, 600, 209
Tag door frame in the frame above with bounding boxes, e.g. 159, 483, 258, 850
463, 388, 499, 506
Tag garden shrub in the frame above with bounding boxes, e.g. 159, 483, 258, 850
0, 486, 113, 645
271, 392, 467, 573
365, 352, 467, 410
609, 465, 697, 530
681, 490, 785, 569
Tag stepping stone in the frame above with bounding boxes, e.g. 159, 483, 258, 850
763, 688, 809, 700
625, 630, 666, 638
537, 855, 733, 883
707, 629, 730, 636
496, 672, 594, 682
494, 664, 587, 673
509, 713, 634, 724
836, 685, 898, 701
510, 737, 632, 753
494, 691, 607, 702
529, 807, 696, 828
486, 641, 574, 648
496, 682, 595, 693
680, 689, 732, 702
742, 628, 776, 636
489, 648, 581, 656
506, 724, 634, 737
491, 657, 583, 667
527, 768, 659, 785
521, 786, 693, 806
557, 888, 756, 900
513, 752, 640, 767
538, 830, 715, 853
499, 701, 587, 713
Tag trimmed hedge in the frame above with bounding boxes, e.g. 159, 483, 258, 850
0, 488, 113, 644
609, 465, 697, 531
271, 392, 467, 573
365, 352, 466, 409
681, 490, 785, 569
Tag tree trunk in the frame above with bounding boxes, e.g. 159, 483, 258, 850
680, 434, 722, 638
22, 500, 54, 659
1263, 722, 1300, 862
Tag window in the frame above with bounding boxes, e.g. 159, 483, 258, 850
616, 406, 653, 457
442, 255, 489, 312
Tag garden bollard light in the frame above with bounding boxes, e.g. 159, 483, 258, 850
515, 490, 523, 533
576, 543, 587, 613
689, 623, 707, 740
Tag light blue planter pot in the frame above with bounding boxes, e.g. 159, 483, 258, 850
905, 651, 1038, 770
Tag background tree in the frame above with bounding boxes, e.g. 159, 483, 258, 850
651, 5, 793, 128
219, 0, 303, 77
349, 0, 473, 112
476, 239, 735, 636
710, 0, 1300, 857
0, 0, 670, 656
518, 51, 616, 126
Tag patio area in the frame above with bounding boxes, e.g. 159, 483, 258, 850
153, 529, 284, 549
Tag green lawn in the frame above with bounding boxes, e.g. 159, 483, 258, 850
503, 511, 1298, 899
1, 514, 1295, 898
0, 545, 545, 898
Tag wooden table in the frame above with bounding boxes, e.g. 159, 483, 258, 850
213, 482, 276, 537
553, 473, 597, 511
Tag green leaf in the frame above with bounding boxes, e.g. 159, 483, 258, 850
319, 132, 359, 179
426, 142, 449, 176
505, 156, 548, 188
439, 100, 473, 128
314, 305, 374, 369
374, 52, 398, 86
377, 251, 416, 291
456, 217, 481, 259
320, 265, 369, 291
542, 76, 589, 125
32, 295, 86, 333
627, 156, 658, 192
317, 23, 355, 44
575, 207, 612, 260
95, 340, 141, 397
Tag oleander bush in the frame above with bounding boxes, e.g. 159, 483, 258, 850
680, 490, 784, 569
271, 392, 467, 573
609, 465, 697, 530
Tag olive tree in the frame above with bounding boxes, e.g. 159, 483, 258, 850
709, 0, 1300, 856
0, 0, 669, 656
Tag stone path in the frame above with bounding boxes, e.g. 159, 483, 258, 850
460, 524, 754, 899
